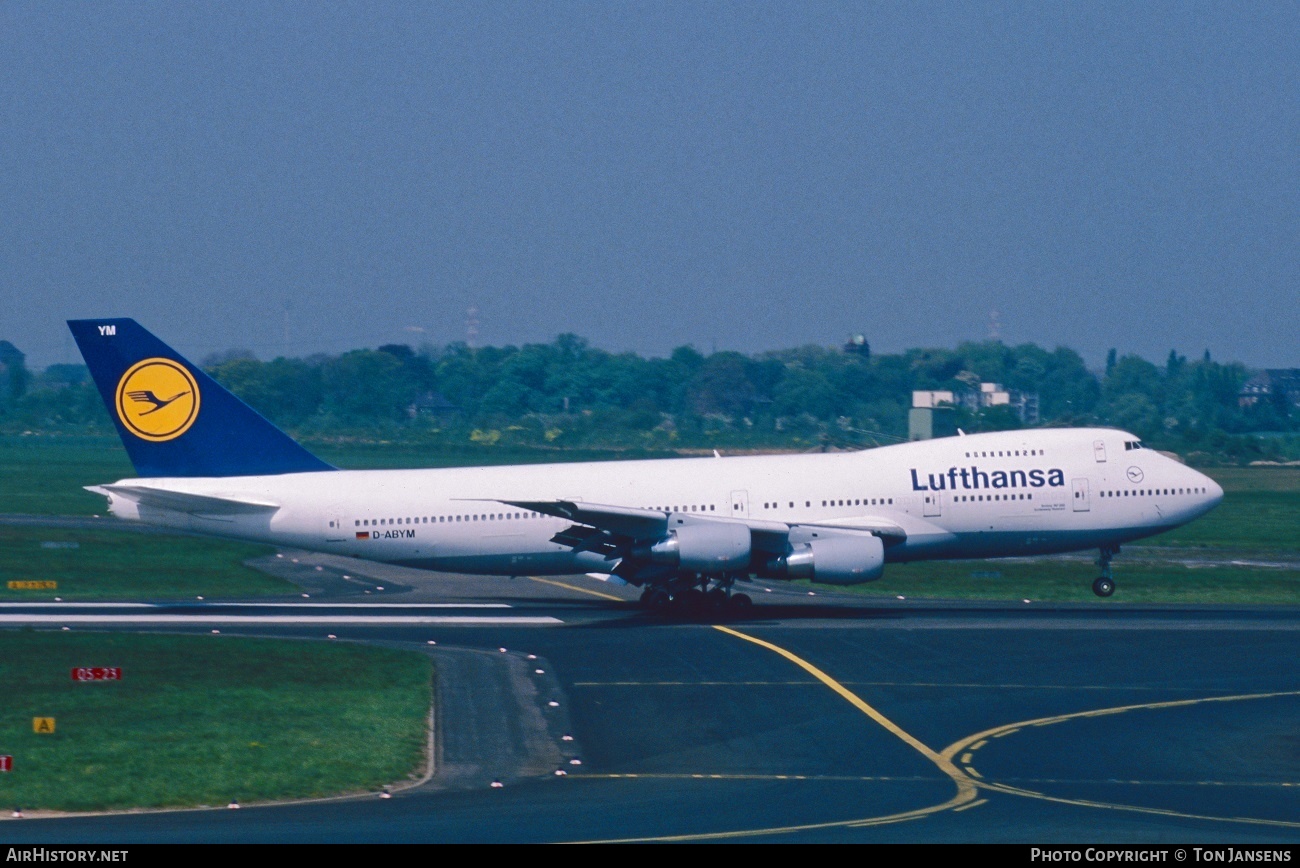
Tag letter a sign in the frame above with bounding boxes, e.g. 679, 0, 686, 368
33, 717, 55, 734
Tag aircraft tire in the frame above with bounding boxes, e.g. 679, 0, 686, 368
728, 593, 753, 613
1092, 577, 1115, 598
642, 588, 671, 610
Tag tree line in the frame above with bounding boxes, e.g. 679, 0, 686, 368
2, 335, 1296, 463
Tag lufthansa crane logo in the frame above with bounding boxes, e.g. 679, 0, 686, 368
1126, 466, 1144, 483
114, 358, 200, 442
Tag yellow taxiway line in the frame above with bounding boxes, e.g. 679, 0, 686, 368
570, 625, 978, 842
941, 689, 1300, 830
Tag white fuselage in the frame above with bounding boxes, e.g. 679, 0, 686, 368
96, 428, 1223, 579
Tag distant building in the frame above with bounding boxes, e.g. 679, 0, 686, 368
909, 391, 956, 441
842, 334, 870, 357
911, 390, 954, 409
1239, 370, 1300, 409
408, 391, 461, 420
908, 381, 1039, 440
0, 341, 27, 405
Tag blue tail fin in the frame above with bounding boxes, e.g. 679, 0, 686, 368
69, 318, 334, 478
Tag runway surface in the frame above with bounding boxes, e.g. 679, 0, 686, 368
1, 548, 1298, 844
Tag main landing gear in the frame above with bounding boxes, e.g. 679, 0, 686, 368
639, 573, 753, 618
1092, 546, 1119, 598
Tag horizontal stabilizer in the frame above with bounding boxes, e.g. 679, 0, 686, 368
89, 484, 280, 516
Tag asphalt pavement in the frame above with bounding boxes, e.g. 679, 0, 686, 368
0, 544, 1297, 843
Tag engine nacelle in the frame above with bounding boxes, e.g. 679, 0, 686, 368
640, 522, 752, 572
768, 534, 884, 585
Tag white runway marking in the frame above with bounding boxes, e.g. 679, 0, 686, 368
0, 615, 562, 625
0, 603, 512, 609
215, 602, 513, 608
0, 603, 156, 608
213, 602, 513, 609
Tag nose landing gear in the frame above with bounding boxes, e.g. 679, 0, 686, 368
1093, 546, 1119, 598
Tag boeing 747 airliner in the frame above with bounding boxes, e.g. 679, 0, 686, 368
70, 319, 1223, 611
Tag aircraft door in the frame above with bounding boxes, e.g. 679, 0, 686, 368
922, 491, 942, 517
1094, 440, 1107, 462
1071, 479, 1090, 512
324, 507, 346, 541
730, 490, 749, 518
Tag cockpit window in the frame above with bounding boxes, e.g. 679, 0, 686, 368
1123, 440, 1143, 450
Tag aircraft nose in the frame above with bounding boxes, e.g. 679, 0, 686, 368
1194, 470, 1223, 512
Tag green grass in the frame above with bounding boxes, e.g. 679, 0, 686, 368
1146, 467, 1300, 551
0, 632, 431, 811
312, 441, 676, 470
819, 558, 1300, 605
0, 436, 133, 516
1148, 491, 1300, 550
0, 526, 292, 601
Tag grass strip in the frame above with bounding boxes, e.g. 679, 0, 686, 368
0, 437, 132, 517
0, 631, 431, 812
818, 559, 1300, 604
0, 526, 291, 601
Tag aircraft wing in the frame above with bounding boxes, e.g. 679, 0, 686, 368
493, 499, 906, 572
500, 498, 905, 541
799, 516, 908, 542
88, 484, 280, 516
497, 500, 671, 539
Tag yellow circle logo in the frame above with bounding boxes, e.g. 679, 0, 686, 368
115, 358, 201, 442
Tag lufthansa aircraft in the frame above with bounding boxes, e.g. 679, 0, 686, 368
70, 319, 1223, 611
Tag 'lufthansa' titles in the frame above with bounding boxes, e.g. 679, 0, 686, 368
910, 466, 1065, 491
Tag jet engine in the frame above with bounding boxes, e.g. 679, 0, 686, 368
637, 522, 752, 572
767, 534, 885, 585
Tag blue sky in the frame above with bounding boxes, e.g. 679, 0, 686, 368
3, 2, 1296, 369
